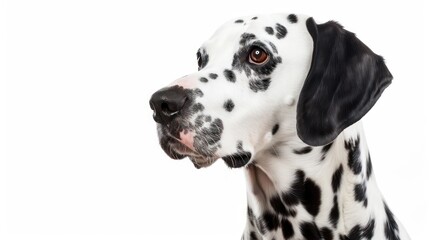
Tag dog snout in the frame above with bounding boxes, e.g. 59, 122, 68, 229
149, 85, 189, 125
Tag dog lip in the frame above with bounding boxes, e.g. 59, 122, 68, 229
173, 145, 201, 157
168, 138, 214, 160
159, 127, 220, 165
165, 147, 187, 160
189, 156, 219, 169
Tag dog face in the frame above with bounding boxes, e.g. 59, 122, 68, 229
149, 14, 392, 169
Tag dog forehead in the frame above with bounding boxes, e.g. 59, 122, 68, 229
201, 13, 311, 53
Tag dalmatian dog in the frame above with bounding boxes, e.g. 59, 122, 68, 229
149, 13, 410, 240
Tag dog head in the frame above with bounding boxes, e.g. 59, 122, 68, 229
149, 14, 392, 168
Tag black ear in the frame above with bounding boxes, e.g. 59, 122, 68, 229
297, 18, 393, 146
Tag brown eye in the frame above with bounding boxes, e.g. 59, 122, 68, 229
248, 47, 269, 65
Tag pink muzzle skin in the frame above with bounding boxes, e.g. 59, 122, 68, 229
179, 130, 195, 151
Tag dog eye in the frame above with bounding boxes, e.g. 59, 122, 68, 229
197, 52, 202, 68
248, 47, 269, 65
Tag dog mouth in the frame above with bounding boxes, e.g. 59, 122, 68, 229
167, 142, 219, 169
158, 117, 252, 169
159, 127, 252, 169
158, 127, 220, 168
166, 139, 251, 169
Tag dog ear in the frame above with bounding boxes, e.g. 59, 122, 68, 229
296, 18, 393, 146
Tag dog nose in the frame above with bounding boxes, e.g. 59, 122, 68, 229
149, 86, 188, 125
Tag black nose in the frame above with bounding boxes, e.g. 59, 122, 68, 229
149, 86, 189, 125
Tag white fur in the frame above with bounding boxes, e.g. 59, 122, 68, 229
162, 13, 410, 240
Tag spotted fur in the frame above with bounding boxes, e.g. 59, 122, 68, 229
150, 13, 409, 240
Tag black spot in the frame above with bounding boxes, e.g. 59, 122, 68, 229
222, 152, 251, 168
281, 170, 304, 206
293, 146, 313, 154
194, 114, 204, 128
270, 194, 288, 216
366, 154, 373, 180
260, 212, 279, 231
235, 19, 244, 23
193, 88, 204, 97
197, 49, 209, 70
329, 195, 340, 228
251, 16, 258, 20
339, 235, 348, 240
354, 183, 368, 207
287, 14, 298, 23
345, 136, 362, 175
362, 219, 375, 239
240, 33, 256, 45
348, 225, 362, 240
384, 202, 400, 240
270, 194, 296, 216
199, 77, 208, 83
275, 23, 287, 39
192, 103, 204, 113
322, 142, 333, 153
209, 73, 218, 79
224, 69, 236, 82
281, 190, 300, 207
281, 218, 294, 239
331, 164, 343, 193
265, 26, 274, 35
302, 178, 322, 216
321, 227, 333, 240
204, 115, 211, 122
300, 222, 321, 240
346, 219, 375, 240
250, 231, 258, 240
270, 193, 297, 216
321, 142, 333, 160
268, 42, 278, 53
223, 99, 235, 112
272, 124, 279, 135
249, 78, 271, 92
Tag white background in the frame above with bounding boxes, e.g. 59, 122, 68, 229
0, 0, 428, 239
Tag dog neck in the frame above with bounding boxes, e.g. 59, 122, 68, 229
243, 121, 392, 239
